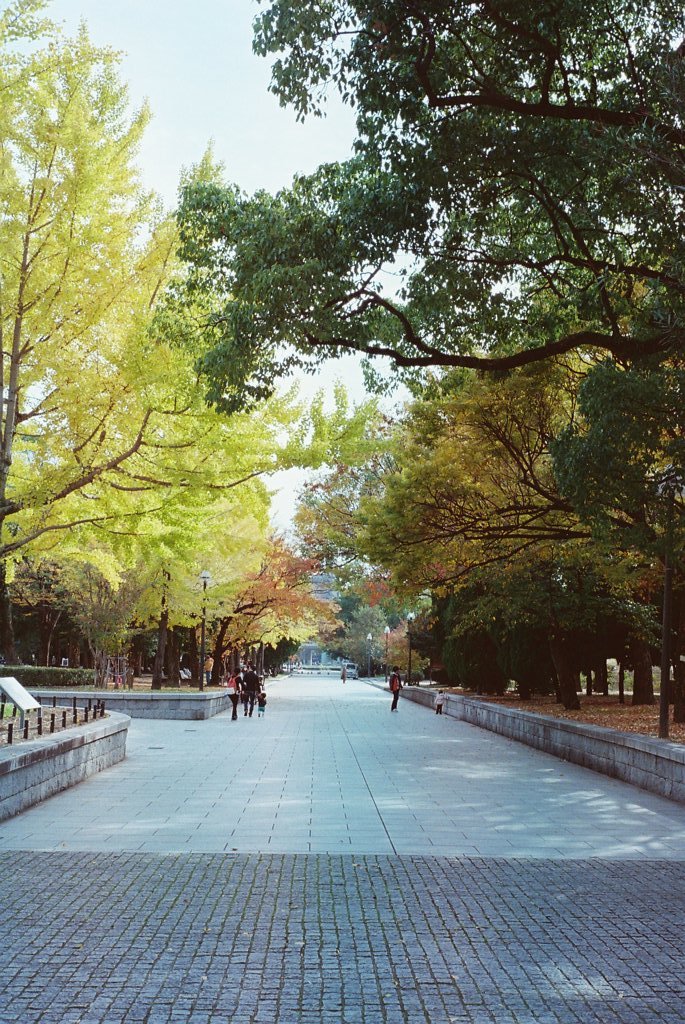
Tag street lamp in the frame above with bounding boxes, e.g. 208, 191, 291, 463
366, 632, 373, 678
384, 625, 390, 684
656, 468, 684, 739
407, 612, 415, 686
199, 570, 211, 692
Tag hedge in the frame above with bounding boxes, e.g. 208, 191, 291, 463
0, 665, 95, 688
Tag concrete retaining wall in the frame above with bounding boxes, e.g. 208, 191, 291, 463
402, 687, 685, 804
31, 689, 233, 720
0, 712, 130, 822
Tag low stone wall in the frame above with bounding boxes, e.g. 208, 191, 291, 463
31, 689, 233, 720
402, 687, 685, 804
0, 712, 129, 822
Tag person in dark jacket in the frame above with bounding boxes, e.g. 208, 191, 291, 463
389, 666, 402, 712
242, 663, 261, 717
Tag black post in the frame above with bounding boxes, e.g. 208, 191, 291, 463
7, 722, 13, 744
62, 710, 67, 729
23, 719, 29, 739
37, 714, 42, 736
50, 713, 55, 734
199, 578, 207, 693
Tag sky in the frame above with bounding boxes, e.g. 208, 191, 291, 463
48, 0, 370, 529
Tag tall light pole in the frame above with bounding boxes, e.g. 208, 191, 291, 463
656, 468, 684, 739
407, 612, 415, 686
366, 632, 373, 678
384, 625, 390, 684
199, 570, 211, 692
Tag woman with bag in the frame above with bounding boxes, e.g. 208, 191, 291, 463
389, 666, 402, 712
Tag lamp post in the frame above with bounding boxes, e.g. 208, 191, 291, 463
366, 632, 373, 678
656, 468, 684, 739
199, 570, 211, 692
384, 625, 390, 684
407, 612, 415, 686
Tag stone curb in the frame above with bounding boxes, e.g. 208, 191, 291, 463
400, 685, 685, 804
0, 711, 130, 821
31, 688, 233, 720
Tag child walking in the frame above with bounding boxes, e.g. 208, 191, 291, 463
434, 690, 445, 715
257, 689, 267, 718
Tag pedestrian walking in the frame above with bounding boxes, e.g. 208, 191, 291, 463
389, 665, 402, 712
257, 689, 267, 718
341, 665, 347, 684
242, 662, 261, 717
204, 654, 214, 687
434, 690, 445, 715
228, 671, 241, 721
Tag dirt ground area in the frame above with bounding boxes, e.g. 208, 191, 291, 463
449, 691, 685, 744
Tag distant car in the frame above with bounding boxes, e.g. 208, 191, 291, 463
342, 663, 358, 679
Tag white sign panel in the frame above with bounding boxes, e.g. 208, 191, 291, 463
0, 676, 41, 714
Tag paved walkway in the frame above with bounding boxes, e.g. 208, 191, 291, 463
1, 676, 685, 1022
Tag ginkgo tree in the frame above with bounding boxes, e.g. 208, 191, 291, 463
0, 10, 178, 656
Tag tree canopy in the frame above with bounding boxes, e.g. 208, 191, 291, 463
176, 0, 685, 412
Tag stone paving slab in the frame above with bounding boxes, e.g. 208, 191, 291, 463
3, 676, 685, 1023
1, 676, 685, 858
1, 851, 684, 1024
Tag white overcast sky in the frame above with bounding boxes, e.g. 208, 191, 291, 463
48, 0, 376, 529
50, 0, 357, 200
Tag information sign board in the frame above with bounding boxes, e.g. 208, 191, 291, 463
0, 677, 41, 727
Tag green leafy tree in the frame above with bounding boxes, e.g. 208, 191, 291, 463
176, 1, 685, 411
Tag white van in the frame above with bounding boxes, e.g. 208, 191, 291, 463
342, 662, 358, 678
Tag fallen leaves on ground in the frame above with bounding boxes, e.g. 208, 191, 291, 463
452, 692, 685, 745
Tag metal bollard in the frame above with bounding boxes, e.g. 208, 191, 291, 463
50, 713, 55, 734
23, 719, 29, 740
7, 723, 13, 744
37, 714, 43, 736
62, 710, 67, 728
72, 707, 78, 724
100, 701, 106, 718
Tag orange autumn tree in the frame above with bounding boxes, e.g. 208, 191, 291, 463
208, 539, 338, 677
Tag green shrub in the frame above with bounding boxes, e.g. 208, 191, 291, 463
0, 665, 95, 688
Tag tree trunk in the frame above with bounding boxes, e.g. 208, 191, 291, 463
189, 628, 199, 687
211, 621, 229, 685
0, 562, 17, 663
548, 636, 581, 710
618, 661, 625, 705
594, 658, 609, 696
673, 601, 685, 724
630, 638, 655, 705
168, 628, 181, 687
151, 605, 168, 691
584, 668, 593, 696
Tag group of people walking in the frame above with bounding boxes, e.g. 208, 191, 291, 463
225, 662, 268, 721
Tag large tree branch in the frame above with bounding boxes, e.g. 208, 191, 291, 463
302, 326, 671, 371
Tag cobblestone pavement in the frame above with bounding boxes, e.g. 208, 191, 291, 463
1, 851, 684, 1024
2, 677, 685, 1022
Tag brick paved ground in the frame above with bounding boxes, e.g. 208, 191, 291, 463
1, 677, 685, 1022
1, 852, 684, 1024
